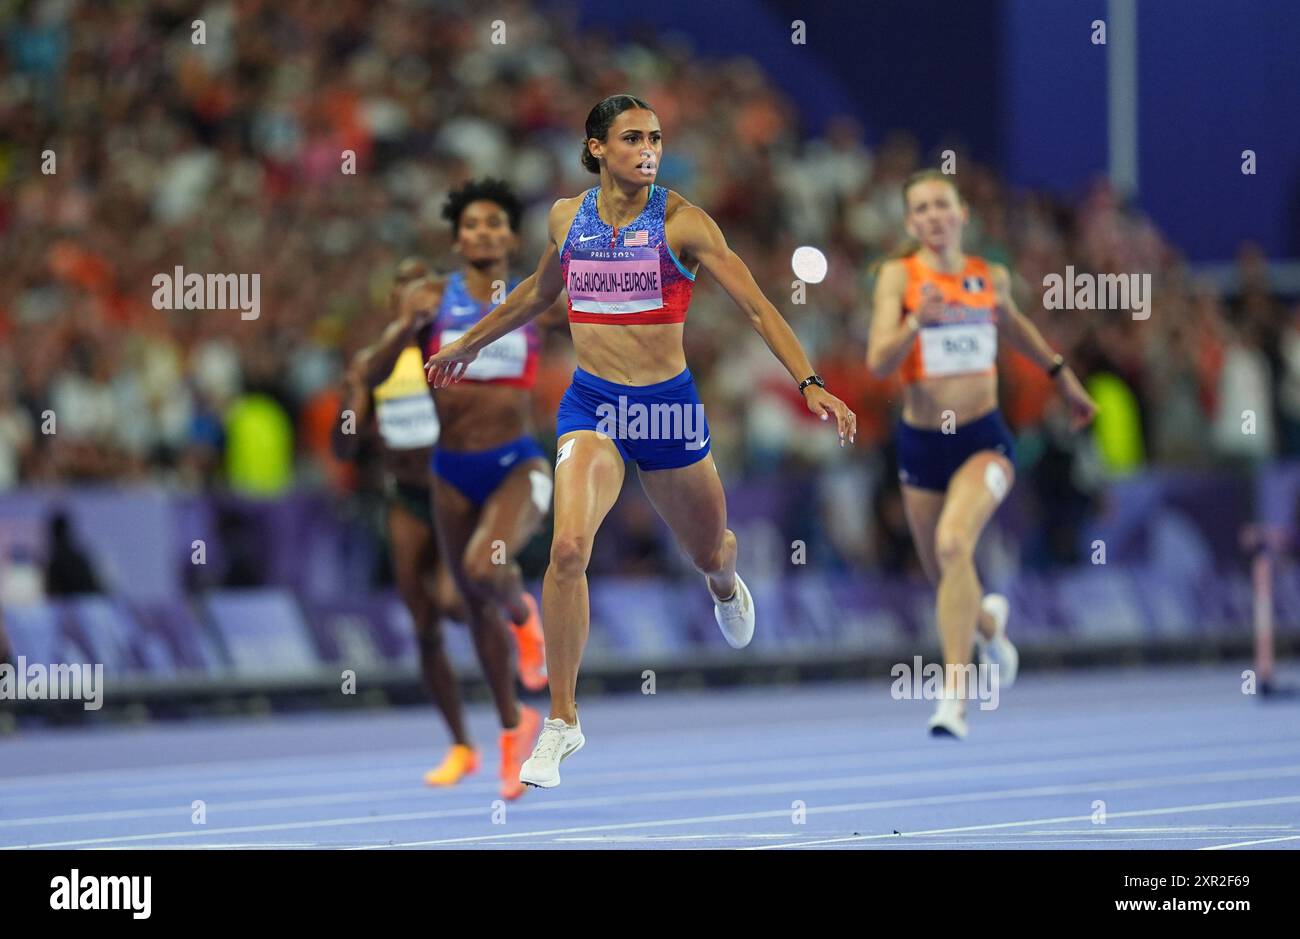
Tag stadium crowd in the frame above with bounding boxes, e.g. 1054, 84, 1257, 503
2, 0, 1296, 574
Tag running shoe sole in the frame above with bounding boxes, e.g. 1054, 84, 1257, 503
520, 735, 585, 789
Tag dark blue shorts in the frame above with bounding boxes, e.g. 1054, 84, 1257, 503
896, 409, 1015, 491
556, 367, 711, 471
432, 435, 546, 507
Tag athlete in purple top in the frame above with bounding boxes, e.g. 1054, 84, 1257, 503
367, 181, 565, 799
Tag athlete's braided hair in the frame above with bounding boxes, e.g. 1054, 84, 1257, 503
581, 94, 656, 175
441, 178, 523, 237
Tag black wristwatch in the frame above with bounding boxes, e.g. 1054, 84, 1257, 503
798, 374, 826, 395
1047, 354, 1066, 378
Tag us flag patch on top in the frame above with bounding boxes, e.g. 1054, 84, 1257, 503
623, 229, 649, 247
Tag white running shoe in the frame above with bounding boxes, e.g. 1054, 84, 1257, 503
519, 717, 585, 789
976, 594, 1018, 688
708, 573, 755, 649
928, 697, 968, 739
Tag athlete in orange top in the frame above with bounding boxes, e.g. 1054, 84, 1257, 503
869, 169, 1097, 738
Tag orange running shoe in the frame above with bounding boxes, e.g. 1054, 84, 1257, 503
423, 744, 479, 787
499, 705, 542, 800
513, 593, 548, 691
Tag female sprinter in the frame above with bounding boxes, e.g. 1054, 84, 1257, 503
426, 94, 857, 789
335, 258, 471, 783
373, 180, 555, 800
868, 169, 1097, 738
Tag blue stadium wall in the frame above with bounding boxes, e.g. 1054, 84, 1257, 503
556, 0, 1300, 261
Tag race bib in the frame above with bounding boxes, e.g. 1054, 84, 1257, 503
567, 246, 663, 314
441, 327, 527, 380
919, 322, 997, 377
375, 394, 440, 449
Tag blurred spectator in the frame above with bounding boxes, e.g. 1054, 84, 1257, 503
0, 365, 35, 488
0, 608, 11, 668
1087, 372, 1146, 475
224, 391, 293, 495
215, 506, 268, 588
1278, 304, 1300, 457
44, 511, 101, 595
1211, 323, 1276, 464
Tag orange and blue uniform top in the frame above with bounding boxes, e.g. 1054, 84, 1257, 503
893, 252, 1014, 491
560, 183, 695, 325
898, 253, 999, 384
419, 271, 538, 389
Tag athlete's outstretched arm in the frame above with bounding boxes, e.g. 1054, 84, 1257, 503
991, 263, 1098, 429
678, 206, 857, 445
425, 201, 568, 387
358, 306, 436, 390
868, 260, 915, 376
866, 260, 951, 377
332, 358, 373, 461
357, 261, 436, 389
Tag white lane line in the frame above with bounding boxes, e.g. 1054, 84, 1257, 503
6, 739, 1299, 835
0, 712, 874, 791
1198, 834, 1300, 850
0, 732, 871, 805
0, 690, 1280, 795
6, 712, 1293, 807
2, 744, 976, 815
0, 718, 895, 801
556, 834, 1258, 847
86, 843, 323, 850
359, 769, 1300, 849
1015, 826, 1296, 833
4, 808, 481, 850
8, 762, 1297, 850
811, 837, 1239, 848
745, 795, 1300, 849
555, 834, 801, 842
0, 752, 1055, 826
0, 747, 441, 792
2, 717, 1268, 811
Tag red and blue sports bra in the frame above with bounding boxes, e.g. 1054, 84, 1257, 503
559, 183, 696, 325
